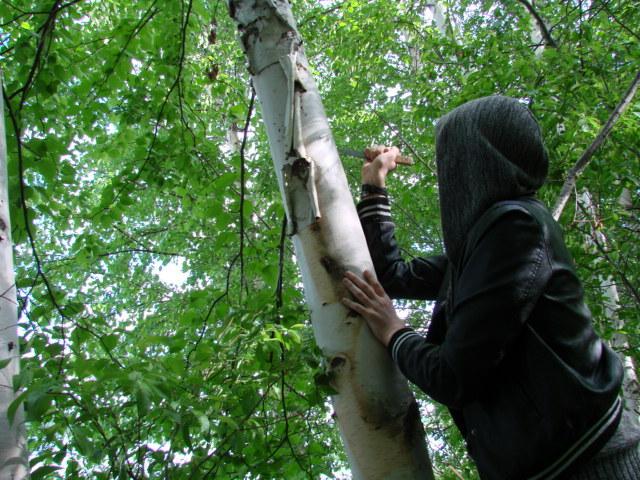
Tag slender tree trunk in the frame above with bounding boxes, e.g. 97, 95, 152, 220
0, 77, 30, 478
577, 190, 640, 422
228, 2, 434, 478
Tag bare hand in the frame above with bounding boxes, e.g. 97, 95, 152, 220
341, 270, 406, 347
361, 145, 400, 187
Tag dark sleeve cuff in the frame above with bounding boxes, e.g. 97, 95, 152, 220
357, 191, 392, 222
387, 327, 422, 363
361, 184, 388, 198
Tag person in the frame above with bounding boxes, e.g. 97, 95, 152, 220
341, 96, 640, 479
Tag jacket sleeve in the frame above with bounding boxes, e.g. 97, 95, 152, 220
357, 194, 447, 300
388, 208, 552, 408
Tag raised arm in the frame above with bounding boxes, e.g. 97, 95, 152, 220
358, 146, 446, 299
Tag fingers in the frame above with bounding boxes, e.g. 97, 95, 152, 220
363, 270, 386, 296
341, 297, 366, 315
343, 270, 388, 306
364, 145, 387, 162
364, 145, 404, 163
364, 145, 400, 163
343, 271, 377, 300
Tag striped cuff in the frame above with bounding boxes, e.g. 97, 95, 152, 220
387, 327, 421, 364
357, 194, 392, 222
361, 184, 388, 197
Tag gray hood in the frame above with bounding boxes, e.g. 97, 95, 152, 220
435, 96, 549, 265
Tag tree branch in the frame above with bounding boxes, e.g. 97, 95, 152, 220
239, 85, 256, 297
552, 71, 640, 220
8, 0, 84, 110
90, 0, 159, 98
95, 0, 192, 218
184, 253, 239, 368
596, 0, 640, 42
275, 214, 287, 308
3, 84, 69, 376
518, 0, 557, 48
280, 356, 312, 477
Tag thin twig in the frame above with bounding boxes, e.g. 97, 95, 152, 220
596, 0, 640, 42
195, 383, 276, 479
239, 85, 256, 298
8, 0, 82, 109
89, 0, 159, 100
3, 84, 68, 376
373, 111, 435, 175
275, 214, 287, 308
94, 0, 192, 217
280, 355, 312, 477
184, 253, 239, 368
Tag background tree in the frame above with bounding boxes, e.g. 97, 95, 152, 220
1, 73, 30, 479
0, 0, 638, 478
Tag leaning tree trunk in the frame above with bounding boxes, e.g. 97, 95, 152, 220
228, 1, 434, 478
0, 77, 30, 478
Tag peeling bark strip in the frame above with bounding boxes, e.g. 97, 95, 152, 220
229, 1, 434, 478
0, 75, 30, 479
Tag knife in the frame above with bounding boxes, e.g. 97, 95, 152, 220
338, 147, 414, 166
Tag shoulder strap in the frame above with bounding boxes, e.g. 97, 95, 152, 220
462, 199, 533, 262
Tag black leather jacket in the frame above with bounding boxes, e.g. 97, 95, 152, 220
358, 194, 623, 479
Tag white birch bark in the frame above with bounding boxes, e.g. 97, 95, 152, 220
0, 77, 30, 478
229, 1, 434, 478
523, 0, 552, 56
577, 190, 639, 423
426, 2, 447, 36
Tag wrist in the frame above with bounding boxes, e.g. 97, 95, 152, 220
361, 170, 387, 187
361, 184, 388, 198
386, 326, 415, 354
384, 324, 410, 348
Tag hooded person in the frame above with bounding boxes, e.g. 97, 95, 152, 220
435, 95, 548, 266
342, 96, 640, 479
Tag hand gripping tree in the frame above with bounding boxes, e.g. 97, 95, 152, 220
228, 1, 434, 478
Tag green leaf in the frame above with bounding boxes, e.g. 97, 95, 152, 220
31, 465, 60, 480
8, 391, 27, 425
26, 388, 53, 422
63, 302, 85, 316
136, 385, 150, 417
35, 157, 58, 182
102, 334, 118, 350
0, 358, 12, 370
195, 411, 210, 434
12, 369, 33, 393
73, 427, 94, 457
229, 104, 245, 122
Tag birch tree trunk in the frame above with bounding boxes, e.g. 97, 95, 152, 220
0, 77, 30, 478
228, 2, 434, 478
577, 190, 640, 422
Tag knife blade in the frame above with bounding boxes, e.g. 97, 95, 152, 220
338, 147, 413, 166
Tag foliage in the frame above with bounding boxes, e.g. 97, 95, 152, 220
1, 0, 638, 478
